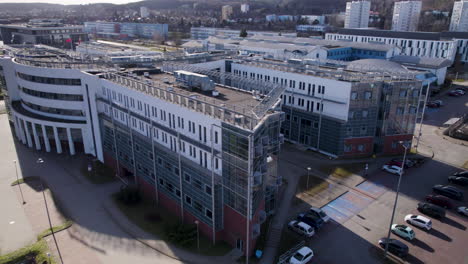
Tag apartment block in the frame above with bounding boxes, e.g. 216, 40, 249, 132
450, 1, 468, 32
392, 1, 422, 32
345, 1, 371, 29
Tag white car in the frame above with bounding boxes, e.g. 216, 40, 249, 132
404, 214, 432, 230
290, 246, 314, 264
382, 165, 403, 175
457, 206, 468, 217
288, 220, 315, 237
455, 89, 466, 95
309, 207, 330, 223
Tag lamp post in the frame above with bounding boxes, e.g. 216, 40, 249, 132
383, 141, 408, 259
36, 158, 64, 264
306, 167, 311, 190
194, 220, 200, 252
13, 160, 26, 204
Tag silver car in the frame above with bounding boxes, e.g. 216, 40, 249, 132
457, 206, 468, 217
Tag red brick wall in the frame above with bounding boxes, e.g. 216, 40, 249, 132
342, 137, 374, 157
383, 134, 413, 155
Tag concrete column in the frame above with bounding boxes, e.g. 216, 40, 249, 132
42, 125, 51, 152
23, 120, 33, 148
31, 123, 41, 150
18, 118, 27, 144
13, 117, 21, 140
66, 127, 75, 155
53, 127, 62, 154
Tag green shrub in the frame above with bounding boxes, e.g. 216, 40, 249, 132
164, 223, 197, 247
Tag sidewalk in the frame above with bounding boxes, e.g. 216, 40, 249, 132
0, 114, 35, 254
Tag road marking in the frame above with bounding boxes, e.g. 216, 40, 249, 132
9, 221, 15, 225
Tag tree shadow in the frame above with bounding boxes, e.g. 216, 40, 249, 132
427, 228, 452, 242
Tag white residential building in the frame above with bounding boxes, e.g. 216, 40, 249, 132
222, 5, 233, 21
450, 1, 468, 32
345, 1, 370, 29
392, 1, 422, 31
241, 4, 250, 13
140, 7, 149, 18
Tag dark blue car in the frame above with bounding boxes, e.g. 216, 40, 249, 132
297, 213, 324, 229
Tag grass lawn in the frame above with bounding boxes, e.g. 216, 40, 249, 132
112, 193, 231, 256
81, 160, 117, 184
0, 239, 55, 264
37, 220, 73, 241
297, 174, 329, 197
10, 176, 41, 186
319, 162, 367, 179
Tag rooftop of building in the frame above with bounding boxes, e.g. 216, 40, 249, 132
390, 55, 452, 69
335, 28, 468, 40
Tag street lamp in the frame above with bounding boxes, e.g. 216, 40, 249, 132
36, 158, 64, 264
13, 160, 26, 204
194, 220, 200, 252
383, 141, 408, 259
306, 167, 312, 190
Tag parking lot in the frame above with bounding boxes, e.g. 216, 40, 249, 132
281, 88, 468, 264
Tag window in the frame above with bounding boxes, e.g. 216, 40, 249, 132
175, 189, 181, 197
159, 178, 164, 185
214, 131, 219, 144
391, 142, 397, 149
396, 107, 404, 115
364, 91, 372, 100
215, 158, 219, 170
205, 185, 212, 196
346, 127, 352, 136
362, 110, 368, 118
399, 89, 407, 97
174, 167, 179, 175
344, 144, 352, 152
351, 92, 358, 100
193, 201, 203, 212
158, 157, 163, 165
185, 195, 192, 205
184, 173, 191, 183
205, 209, 213, 219
360, 127, 367, 135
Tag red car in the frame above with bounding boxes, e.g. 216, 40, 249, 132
425, 194, 453, 209
426, 102, 439, 108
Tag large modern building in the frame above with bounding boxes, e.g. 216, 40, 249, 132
191, 57, 428, 157
450, 1, 468, 32
190, 27, 297, 40
84, 22, 168, 40
0, 19, 88, 49
345, 1, 371, 29
326, 28, 468, 63
391, 1, 422, 32
0, 45, 283, 256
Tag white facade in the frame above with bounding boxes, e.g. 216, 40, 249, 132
140, 7, 150, 18
345, 1, 370, 29
392, 1, 421, 32
190, 27, 297, 40
222, 5, 233, 21
326, 33, 458, 61
450, 1, 468, 32
241, 4, 250, 13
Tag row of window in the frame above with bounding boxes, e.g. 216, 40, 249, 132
344, 143, 367, 153
283, 95, 323, 112
103, 88, 220, 145
17, 72, 81, 86
232, 68, 326, 95
158, 178, 213, 219
20, 86, 84, 101
22, 100, 84, 117
108, 107, 222, 172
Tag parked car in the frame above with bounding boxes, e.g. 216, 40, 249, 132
288, 220, 315, 237
382, 165, 403, 175
426, 101, 439, 108
392, 159, 415, 168
297, 213, 324, 229
391, 224, 415, 241
408, 157, 426, 167
455, 89, 466, 95
448, 90, 463, 96
457, 206, 468, 217
309, 207, 330, 223
453, 170, 468, 178
386, 160, 404, 167
404, 214, 432, 230
433, 100, 444, 106
289, 246, 314, 264
417, 202, 446, 218
378, 238, 409, 257
432, 185, 464, 200
425, 194, 453, 209
448, 176, 468, 186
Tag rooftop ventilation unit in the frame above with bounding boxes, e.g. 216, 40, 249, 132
174, 70, 215, 92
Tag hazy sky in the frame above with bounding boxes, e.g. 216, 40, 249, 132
0, 0, 142, 4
